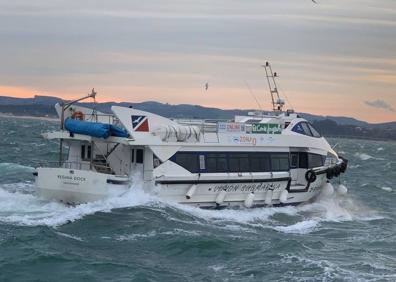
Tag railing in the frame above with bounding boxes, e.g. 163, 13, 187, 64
36, 161, 91, 170
175, 119, 232, 135
174, 118, 279, 135
35, 161, 117, 175
82, 113, 120, 125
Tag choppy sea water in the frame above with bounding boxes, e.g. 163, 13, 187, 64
0, 116, 395, 282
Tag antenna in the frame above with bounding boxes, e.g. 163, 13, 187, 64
262, 62, 285, 112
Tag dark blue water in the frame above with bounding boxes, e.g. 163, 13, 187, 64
0, 116, 395, 281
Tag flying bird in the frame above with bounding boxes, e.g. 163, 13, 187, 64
205, 82, 209, 91
312, 0, 318, 3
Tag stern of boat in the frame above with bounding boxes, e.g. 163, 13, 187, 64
34, 167, 130, 204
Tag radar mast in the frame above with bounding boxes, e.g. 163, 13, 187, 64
262, 62, 285, 112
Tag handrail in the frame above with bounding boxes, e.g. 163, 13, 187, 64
35, 161, 115, 175
83, 113, 119, 125
35, 161, 87, 170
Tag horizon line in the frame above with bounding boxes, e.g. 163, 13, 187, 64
0, 93, 394, 125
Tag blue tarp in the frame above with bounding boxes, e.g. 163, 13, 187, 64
64, 118, 129, 139
110, 125, 129, 138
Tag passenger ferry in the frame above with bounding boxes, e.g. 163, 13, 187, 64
34, 63, 348, 207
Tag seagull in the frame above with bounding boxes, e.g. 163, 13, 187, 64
205, 82, 209, 91
312, 0, 318, 3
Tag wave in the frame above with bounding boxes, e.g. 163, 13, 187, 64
280, 254, 396, 281
0, 162, 34, 171
381, 187, 393, 192
273, 219, 319, 234
0, 182, 158, 227
0, 182, 383, 234
354, 153, 384, 161
168, 187, 382, 235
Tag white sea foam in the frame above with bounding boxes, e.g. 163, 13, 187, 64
354, 153, 373, 160
116, 231, 157, 241
0, 182, 157, 227
377, 147, 384, 151
115, 228, 201, 241
354, 153, 384, 161
281, 254, 396, 281
273, 220, 319, 234
169, 185, 382, 234
0, 181, 383, 234
381, 187, 393, 192
272, 193, 380, 234
171, 202, 298, 225
303, 193, 382, 222
348, 164, 361, 169
55, 231, 84, 241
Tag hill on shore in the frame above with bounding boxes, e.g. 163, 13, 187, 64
0, 95, 395, 140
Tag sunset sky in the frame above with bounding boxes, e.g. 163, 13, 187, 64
0, 0, 395, 123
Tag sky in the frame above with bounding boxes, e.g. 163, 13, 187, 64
0, 0, 395, 123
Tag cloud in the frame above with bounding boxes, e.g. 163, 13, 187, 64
364, 99, 395, 112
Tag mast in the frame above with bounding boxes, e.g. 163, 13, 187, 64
262, 62, 285, 112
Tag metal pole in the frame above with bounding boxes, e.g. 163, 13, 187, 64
90, 141, 94, 170
263, 64, 276, 111
59, 103, 65, 166
57, 89, 96, 167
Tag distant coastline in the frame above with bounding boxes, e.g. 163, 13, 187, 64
0, 95, 395, 141
0, 113, 394, 142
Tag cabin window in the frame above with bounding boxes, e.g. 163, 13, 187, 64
308, 123, 321, 137
301, 122, 313, 136
174, 152, 199, 173
308, 153, 325, 168
81, 145, 91, 160
290, 153, 299, 169
299, 152, 308, 168
270, 153, 290, 171
81, 145, 85, 159
131, 149, 135, 163
136, 149, 144, 164
249, 153, 270, 172
292, 122, 321, 138
171, 151, 290, 173
206, 153, 228, 173
87, 145, 91, 159
217, 154, 228, 172
206, 154, 217, 172
291, 152, 324, 169
292, 122, 305, 135
229, 153, 249, 172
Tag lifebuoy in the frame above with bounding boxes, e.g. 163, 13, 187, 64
305, 170, 317, 183
71, 111, 84, 120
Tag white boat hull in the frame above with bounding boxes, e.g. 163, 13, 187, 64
35, 168, 130, 204
155, 174, 327, 208
35, 168, 327, 207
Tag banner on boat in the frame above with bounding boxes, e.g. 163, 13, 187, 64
251, 123, 282, 134
218, 122, 246, 133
